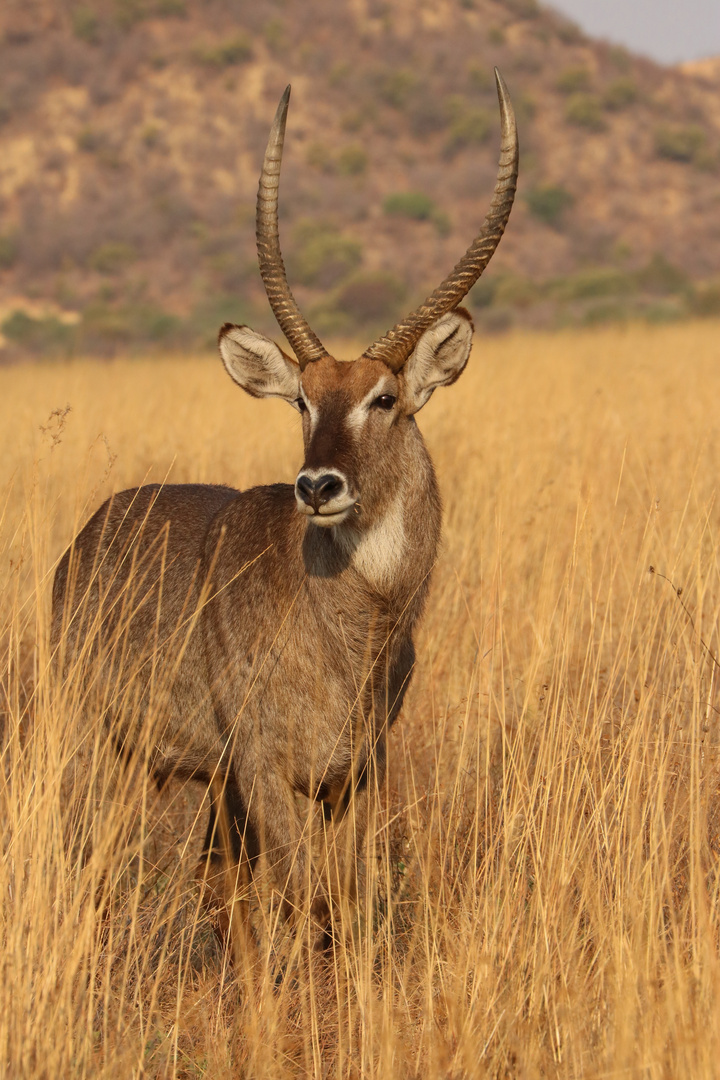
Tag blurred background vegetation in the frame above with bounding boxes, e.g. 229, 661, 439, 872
1, 0, 720, 358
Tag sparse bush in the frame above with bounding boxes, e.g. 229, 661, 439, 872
556, 67, 591, 94
287, 222, 362, 289
89, 242, 137, 275
643, 300, 684, 323
493, 275, 538, 308
692, 146, 719, 172
190, 293, 256, 348
1, 310, 75, 355
689, 282, 720, 317
654, 124, 706, 164
565, 93, 606, 132
555, 17, 583, 44
467, 63, 493, 92
609, 44, 630, 70
263, 17, 286, 52
337, 146, 368, 176
140, 122, 162, 148
71, 6, 99, 43
80, 301, 179, 351
341, 111, 366, 133
375, 69, 416, 109
551, 267, 633, 301
0, 234, 18, 269
76, 127, 103, 152
501, 0, 539, 15
432, 211, 451, 237
603, 77, 637, 110
306, 143, 335, 174
446, 101, 492, 153
114, 0, 147, 31
582, 301, 628, 325
488, 26, 506, 45
118, 0, 187, 27
468, 277, 498, 309
635, 254, 689, 296
335, 271, 405, 326
480, 306, 514, 332
207, 251, 256, 293
328, 62, 351, 87
515, 92, 537, 122
525, 185, 574, 227
194, 34, 253, 68
383, 192, 436, 221
383, 191, 450, 233
155, 0, 187, 14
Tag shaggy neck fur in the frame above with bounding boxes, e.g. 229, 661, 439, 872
303, 421, 441, 606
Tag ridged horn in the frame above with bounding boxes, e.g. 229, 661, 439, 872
363, 68, 519, 373
256, 85, 329, 369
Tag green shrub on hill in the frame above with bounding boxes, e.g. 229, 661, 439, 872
445, 99, 492, 153
80, 301, 180, 351
565, 94, 606, 131
493, 275, 539, 308
313, 272, 406, 334
635, 255, 689, 296
654, 125, 706, 164
89, 242, 137, 275
337, 146, 368, 176
71, 6, 100, 43
193, 34, 253, 68
556, 67, 591, 94
1, 311, 75, 355
287, 222, 362, 289
383, 192, 436, 221
502, 0, 540, 17
550, 267, 633, 301
603, 77, 637, 110
0, 234, 18, 269
689, 283, 720, 317
375, 69, 416, 109
525, 185, 574, 227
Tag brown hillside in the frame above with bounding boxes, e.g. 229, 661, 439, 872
1, 0, 720, 354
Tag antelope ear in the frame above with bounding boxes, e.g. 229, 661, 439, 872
218, 323, 301, 402
401, 309, 473, 413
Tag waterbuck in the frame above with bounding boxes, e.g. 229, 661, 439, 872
51, 71, 518, 949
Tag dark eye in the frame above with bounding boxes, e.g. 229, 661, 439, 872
296, 398, 307, 413
373, 394, 396, 411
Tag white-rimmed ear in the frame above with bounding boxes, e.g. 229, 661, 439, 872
401, 308, 473, 413
218, 323, 301, 402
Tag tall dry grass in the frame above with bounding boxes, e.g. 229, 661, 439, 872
2, 320, 720, 1078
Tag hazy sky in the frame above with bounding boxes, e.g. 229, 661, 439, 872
546, 0, 720, 65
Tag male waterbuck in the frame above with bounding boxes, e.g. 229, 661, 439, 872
52, 71, 518, 949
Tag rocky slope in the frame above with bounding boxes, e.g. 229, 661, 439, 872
1, 0, 720, 354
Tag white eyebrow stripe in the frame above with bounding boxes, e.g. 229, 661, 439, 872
345, 377, 393, 432
302, 393, 319, 434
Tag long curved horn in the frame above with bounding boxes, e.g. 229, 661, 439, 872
363, 68, 519, 373
256, 85, 329, 369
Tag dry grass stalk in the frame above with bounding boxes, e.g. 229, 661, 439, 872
1, 321, 720, 1077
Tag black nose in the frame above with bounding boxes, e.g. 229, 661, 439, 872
296, 473, 345, 512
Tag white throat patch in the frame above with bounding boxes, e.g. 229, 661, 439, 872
336, 495, 406, 591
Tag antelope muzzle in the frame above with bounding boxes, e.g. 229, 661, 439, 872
294, 467, 355, 526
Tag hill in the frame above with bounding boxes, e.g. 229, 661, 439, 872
1, 0, 720, 355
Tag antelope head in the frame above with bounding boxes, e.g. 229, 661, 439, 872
219, 74, 518, 535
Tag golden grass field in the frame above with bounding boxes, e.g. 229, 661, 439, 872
2, 320, 720, 1078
